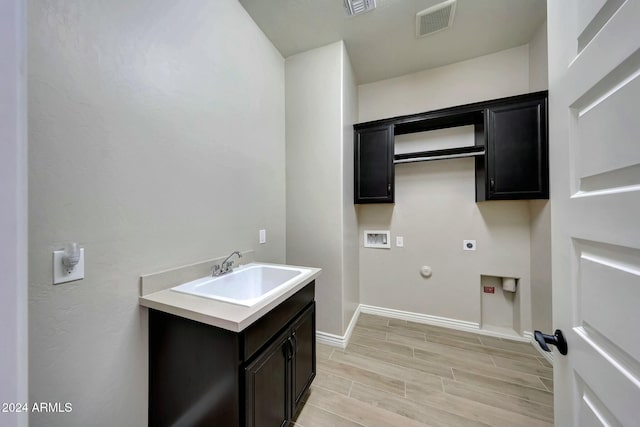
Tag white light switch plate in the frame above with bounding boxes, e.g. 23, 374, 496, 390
463, 240, 476, 251
259, 229, 266, 244
396, 236, 404, 247
53, 248, 85, 285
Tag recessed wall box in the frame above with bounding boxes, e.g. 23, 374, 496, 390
364, 230, 391, 249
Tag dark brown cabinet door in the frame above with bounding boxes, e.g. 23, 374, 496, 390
245, 332, 290, 427
354, 124, 394, 203
149, 284, 316, 427
290, 303, 316, 415
148, 309, 240, 427
484, 98, 548, 200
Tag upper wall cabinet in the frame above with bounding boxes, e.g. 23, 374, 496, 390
353, 91, 549, 204
354, 124, 394, 203
477, 98, 548, 201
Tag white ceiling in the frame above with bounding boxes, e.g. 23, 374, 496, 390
238, 0, 547, 84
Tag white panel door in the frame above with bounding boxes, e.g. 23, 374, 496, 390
548, 0, 640, 426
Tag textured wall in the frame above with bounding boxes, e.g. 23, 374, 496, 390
342, 46, 360, 332
286, 42, 345, 335
528, 20, 552, 334
529, 201, 552, 333
358, 45, 531, 122
529, 20, 549, 92
357, 46, 534, 332
28, 1, 285, 426
358, 149, 532, 329
285, 41, 359, 336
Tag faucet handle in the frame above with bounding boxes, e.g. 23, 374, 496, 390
211, 264, 221, 276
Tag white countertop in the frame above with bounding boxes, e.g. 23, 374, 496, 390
138, 262, 321, 332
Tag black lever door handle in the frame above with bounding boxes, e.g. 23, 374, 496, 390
534, 329, 568, 355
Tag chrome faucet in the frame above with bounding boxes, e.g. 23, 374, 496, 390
212, 250, 242, 276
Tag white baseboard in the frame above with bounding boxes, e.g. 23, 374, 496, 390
359, 304, 478, 330
524, 331, 554, 364
316, 305, 361, 349
317, 304, 538, 348
359, 304, 534, 342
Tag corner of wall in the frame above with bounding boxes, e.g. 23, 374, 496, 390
529, 200, 552, 333
340, 42, 360, 335
285, 41, 347, 336
528, 19, 549, 92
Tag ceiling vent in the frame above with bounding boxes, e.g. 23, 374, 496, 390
344, 0, 376, 16
416, 0, 456, 38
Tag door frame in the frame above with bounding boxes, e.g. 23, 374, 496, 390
0, 1, 28, 426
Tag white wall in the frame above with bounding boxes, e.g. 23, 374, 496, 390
528, 20, 552, 334
0, 1, 28, 426
529, 20, 549, 92
357, 152, 532, 328
357, 45, 533, 332
286, 41, 359, 336
342, 47, 360, 331
359, 45, 530, 122
28, 1, 285, 426
529, 201, 552, 333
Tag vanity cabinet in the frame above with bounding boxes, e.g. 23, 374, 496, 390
245, 303, 315, 427
354, 124, 394, 203
353, 91, 549, 203
148, 282, 315, 427
477, 97, 548, 200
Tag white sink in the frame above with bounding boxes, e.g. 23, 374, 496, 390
171, 263, 310, 307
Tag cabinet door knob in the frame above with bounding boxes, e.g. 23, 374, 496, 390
286, 337, 295, 360
291, 333, 298, 355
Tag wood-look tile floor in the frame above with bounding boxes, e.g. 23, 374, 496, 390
291, 313, 554, 427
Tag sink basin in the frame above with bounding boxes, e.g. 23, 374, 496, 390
170, 263, 310, 307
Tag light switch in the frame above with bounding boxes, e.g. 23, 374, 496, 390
259, 229, 266, 244
53, 248, 85, 284
396, 236, 404, 247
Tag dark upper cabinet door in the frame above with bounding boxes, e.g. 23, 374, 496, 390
354, 124, 394, 203
484, 97, 548, 200
290, 303, 316, 416
245, 331, 290, 427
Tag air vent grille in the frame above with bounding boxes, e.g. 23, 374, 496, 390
416, 0, 456, 38
344, 0, 376, 16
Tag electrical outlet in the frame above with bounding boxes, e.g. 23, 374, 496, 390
396, 236, 404, 247
463, 240, 476, 251
259, 229, 266, 244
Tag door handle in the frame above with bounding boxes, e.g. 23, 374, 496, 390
387, 183, 391, 194
534, 329, 568, 355
489, 178, 495, 191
